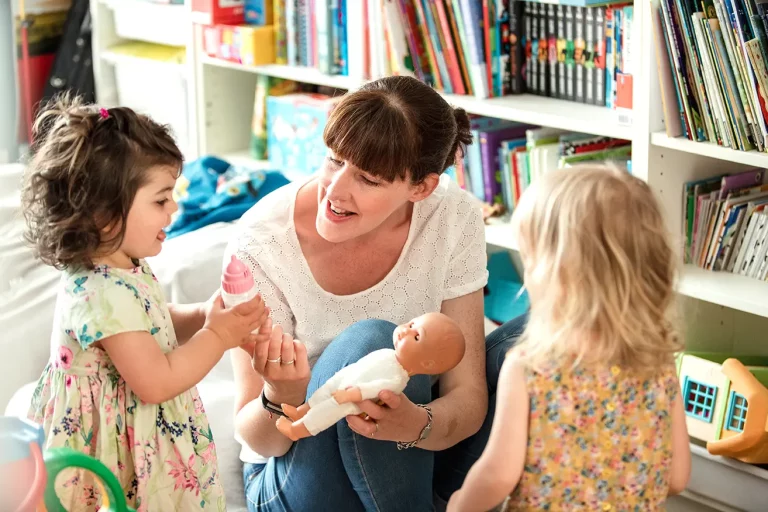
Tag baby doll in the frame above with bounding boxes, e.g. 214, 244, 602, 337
275, 312, 465, 441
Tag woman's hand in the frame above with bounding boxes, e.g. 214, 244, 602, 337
345, 390, 429, 443
251, 323, 310, 406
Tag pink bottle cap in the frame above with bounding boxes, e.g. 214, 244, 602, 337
222, 255, 255, 295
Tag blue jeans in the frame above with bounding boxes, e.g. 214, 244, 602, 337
244, 314, 528, 512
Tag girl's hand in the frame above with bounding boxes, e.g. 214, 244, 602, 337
252, 324, 310, 406
203, 291, 268, 351
345, 390, 428, 443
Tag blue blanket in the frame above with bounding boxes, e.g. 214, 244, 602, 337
167, 156, 291, 239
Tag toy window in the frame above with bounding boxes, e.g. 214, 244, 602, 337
683, 378, 717, 422
725, 391, 748, 433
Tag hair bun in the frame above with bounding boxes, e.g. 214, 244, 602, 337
453, 107, 472, 147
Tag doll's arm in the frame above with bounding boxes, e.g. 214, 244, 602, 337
332, 387, 363, 404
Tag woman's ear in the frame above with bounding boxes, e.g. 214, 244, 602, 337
409, 173, 440, 202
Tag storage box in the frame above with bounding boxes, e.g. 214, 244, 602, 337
244, 0, 273, 25
210, 25, 275, 65
266, 94, 342, 176
237, 25, 275, 66
191, 0, 245, 26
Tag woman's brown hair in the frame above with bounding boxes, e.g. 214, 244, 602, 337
22, 94, 183, 271
323, 75, 473, 183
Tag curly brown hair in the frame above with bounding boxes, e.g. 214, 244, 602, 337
22, 94, 183, 271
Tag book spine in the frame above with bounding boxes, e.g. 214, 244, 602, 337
547, 3, 558, 98
565, 5, 575, 101
508, 0, 525, 94
556, 4, 567, 99
574, 6, 586, 103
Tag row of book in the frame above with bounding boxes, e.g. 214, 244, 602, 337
651, 0, 768, 152
446, 117, 632, 213
523, 2, 634, 109
683, 168, 768, 280
267, 0, 634, 107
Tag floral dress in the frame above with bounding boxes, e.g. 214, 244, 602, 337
501, 362, 679, 512
28, 261, 226, 512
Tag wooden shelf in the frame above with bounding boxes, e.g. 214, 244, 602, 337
677, 265, 768, 318
651, 131, 768, 168
201, 58, 633, 140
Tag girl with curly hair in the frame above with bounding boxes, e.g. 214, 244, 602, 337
22, 96, 270, 511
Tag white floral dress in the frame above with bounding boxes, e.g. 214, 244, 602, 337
28, 261, 226, 512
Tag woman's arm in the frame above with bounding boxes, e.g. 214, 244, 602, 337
168, 303, 205, 345
448, 357, 529, 512
422, 288, 487, 450
233, 346, 295, 458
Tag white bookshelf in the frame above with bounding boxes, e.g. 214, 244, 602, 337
91, 0, 199, 159
200, 56, 632, 140
651, 131, 768, 168
184, 2, 768, 507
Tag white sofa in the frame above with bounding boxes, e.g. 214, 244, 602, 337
1, 163, 249, 511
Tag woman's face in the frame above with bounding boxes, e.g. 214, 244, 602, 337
315, 153, 436, 243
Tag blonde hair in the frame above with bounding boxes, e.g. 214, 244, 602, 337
511, 164, 682, 373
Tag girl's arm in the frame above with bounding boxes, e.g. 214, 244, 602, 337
168, 303, 205, 344
101, 295, 267, 404
448, 357, 529, 512
668, 388, 692, 495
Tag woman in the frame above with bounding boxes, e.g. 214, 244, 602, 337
226, 75, 525, 511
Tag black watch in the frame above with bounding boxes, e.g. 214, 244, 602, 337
261, 389, 287, 418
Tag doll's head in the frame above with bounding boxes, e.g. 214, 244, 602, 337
393, 312, 465, 375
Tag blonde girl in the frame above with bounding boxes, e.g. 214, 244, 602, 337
448, 165, 691, 511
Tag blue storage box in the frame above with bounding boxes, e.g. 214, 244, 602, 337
266, 93, 341, 177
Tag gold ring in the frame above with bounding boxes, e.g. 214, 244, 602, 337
266, 356, 281, 364
281, 359, 295, 365
371, 422, 379, 437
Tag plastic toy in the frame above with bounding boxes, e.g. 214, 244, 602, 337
0, 416, 136, 511
677, 352, 768, 463
275, 312, 465, 441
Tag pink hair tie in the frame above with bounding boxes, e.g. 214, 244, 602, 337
99, 108, 110, 119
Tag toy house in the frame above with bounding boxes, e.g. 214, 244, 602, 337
677, 352, 768, 464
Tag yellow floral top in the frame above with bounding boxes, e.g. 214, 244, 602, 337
502, 362, 679, 512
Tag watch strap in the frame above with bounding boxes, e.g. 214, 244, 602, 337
261, 389, 287, 418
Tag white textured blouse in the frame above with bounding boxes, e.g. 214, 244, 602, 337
225, 174, 488, 367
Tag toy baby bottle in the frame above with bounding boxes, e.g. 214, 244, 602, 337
222, 255, 257, 309
0, 417, 47, 512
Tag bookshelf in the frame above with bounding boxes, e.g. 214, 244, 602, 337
180, 1, 768, 508
651, 132, 768, 169
200, 56, 632, 140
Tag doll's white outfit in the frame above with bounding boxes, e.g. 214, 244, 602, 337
301, 349, 409, 436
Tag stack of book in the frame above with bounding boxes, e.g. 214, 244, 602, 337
448, 116, 631, 213
683, 168, 768, 279
225, 0, 636, 110
651, 0, 768, 152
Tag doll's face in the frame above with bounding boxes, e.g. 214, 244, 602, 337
393, 316, 428, 351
